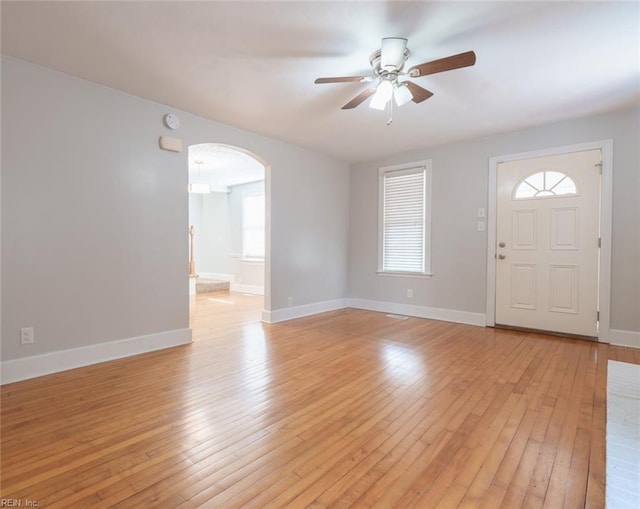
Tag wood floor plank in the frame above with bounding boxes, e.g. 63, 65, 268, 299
585, 343, 608, 509
457, 397, 529, 506
2, 292, 638, 508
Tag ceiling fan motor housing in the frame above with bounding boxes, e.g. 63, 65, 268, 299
370, 47, 411, 76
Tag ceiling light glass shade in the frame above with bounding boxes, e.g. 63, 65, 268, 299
370, 79, 394, 110
381, 37, 408, 70
188, 183, 211, 194
394, 83, 413, 106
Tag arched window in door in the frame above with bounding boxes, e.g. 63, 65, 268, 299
514, 170, 578, 199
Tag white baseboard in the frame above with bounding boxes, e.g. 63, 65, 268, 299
198, 272, 235, 282
346, 298, 486, 327
230, 283, 264, 295
1, 328, 193, 385
608, 329, 640, 349
262, 299, 348, 323
262, 298, 485, 327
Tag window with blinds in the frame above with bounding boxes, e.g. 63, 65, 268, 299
242, 193, 265, 260
379, 162, 432, 274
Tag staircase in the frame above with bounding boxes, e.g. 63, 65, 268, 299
196, 278, 230, 294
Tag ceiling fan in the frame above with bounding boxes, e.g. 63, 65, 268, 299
315, 37, 476, 122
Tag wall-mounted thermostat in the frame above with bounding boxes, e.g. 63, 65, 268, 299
163, 113, 181, 130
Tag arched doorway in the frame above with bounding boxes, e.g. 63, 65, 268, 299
187, 143, 269, 320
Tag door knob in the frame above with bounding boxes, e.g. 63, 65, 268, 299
498, 242, 506, 248
498, 254, 506, 260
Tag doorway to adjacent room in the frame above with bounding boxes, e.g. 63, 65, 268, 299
187, 143, 269, 327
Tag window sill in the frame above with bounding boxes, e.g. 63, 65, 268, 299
376, 271, 432, 278
242, 258, 265, 264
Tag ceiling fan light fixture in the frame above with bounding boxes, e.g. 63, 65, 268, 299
370, 79, 394, 110
380, 37, 408, 70
394, 83, 413, 106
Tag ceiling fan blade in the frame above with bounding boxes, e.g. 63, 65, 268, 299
408, 51, 476, 77
406, 82, 434, 103
342, 87, 377, 109
315, 76, 373, 84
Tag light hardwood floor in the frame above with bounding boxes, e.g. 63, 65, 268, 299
2, 292, 639, 508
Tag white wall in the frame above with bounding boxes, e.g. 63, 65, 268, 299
188, 192, 232, 276
1, 56, 350, 376
1, 56, 191, 367
348, 107, 640, 335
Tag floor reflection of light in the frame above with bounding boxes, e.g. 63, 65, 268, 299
242, 324, 270, 394
207, 298, 234, 304
191, 411, 218, 444
382, 343, 425, 382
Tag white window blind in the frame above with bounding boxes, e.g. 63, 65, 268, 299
381, 167, 428, 273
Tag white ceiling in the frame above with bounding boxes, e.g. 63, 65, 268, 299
189, 143, 265, 188
2, 1, 638, 164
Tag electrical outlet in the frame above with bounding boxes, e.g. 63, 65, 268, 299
20, 327, 34, 345
287, 297, 293, 307
407, 289, 413, 298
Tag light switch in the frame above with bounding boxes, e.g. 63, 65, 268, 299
477, 221, 485, 231
478, 207, 486, 218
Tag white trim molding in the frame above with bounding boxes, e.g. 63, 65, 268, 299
486, 139, 613, 342
262, 298, 486, 326
231, 283, 264, 295
262, 299, 347, 323
608, 329, 640, 349
1, 328, 192, 385
198, 272, 235, 282
347, 298, 486, 327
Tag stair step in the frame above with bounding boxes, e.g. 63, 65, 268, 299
196, 279, 230, 294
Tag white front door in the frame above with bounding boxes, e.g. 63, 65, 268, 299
495, 149, 601, 337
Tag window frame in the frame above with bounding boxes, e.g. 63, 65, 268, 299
377, 160, 433, 277
242, 192, 265, 261
513, 170, 580, 200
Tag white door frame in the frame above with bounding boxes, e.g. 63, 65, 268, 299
486, 139, 613, 342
